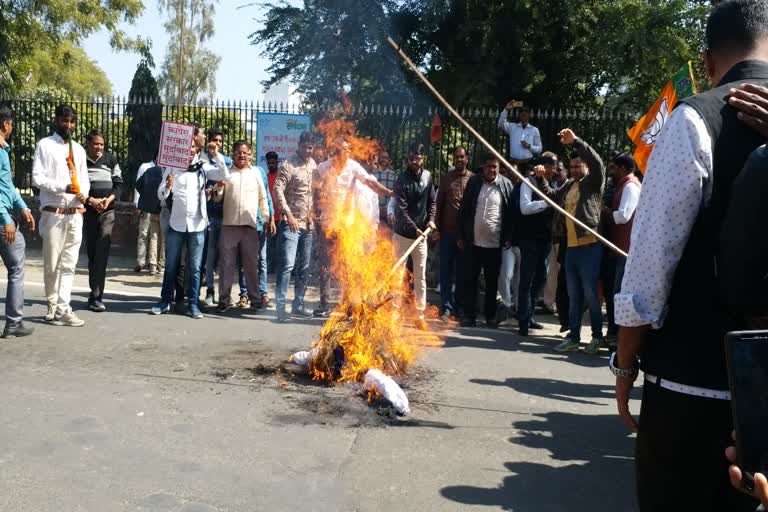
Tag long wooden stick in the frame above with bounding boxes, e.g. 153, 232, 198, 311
386, 37, 628, 258
386, 227, 432, 280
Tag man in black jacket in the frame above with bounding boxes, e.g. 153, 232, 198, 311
83, 129, 123, 312
135, 164, 165, 275
457, 153, 515, 328
393, 142, 436, 331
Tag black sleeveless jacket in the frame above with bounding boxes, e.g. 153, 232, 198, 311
641, 60, 768, 390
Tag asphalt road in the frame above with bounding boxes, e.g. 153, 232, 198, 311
0, 253, 639, 512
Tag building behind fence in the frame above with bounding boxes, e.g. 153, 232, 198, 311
2, 96, 637, 198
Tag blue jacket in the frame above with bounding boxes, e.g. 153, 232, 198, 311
0, 145, 29, 225
136, 166, 164, 214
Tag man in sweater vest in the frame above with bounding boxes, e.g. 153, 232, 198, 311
614, 1, 768, 509
602, 153, 640, 349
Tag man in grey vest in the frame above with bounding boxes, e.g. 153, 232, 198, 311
613, 1, 768, 509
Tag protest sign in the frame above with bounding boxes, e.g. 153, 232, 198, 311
157, 121, 195, 170
255, 113, 312, 165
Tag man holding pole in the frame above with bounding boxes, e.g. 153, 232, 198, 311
393, 142, 436, 331
32, 104, 89, 327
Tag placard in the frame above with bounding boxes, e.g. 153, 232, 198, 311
255, 113, 312, 165
157, 121, 195, 170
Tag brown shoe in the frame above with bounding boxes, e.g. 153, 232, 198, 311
217, 302, 231, 313
134, 264, 145, 273
261, 295, 271, 307
237, 296, 250, 308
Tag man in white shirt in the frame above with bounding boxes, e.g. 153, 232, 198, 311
312, 139, 391, 317
457, 154, 515, 328
214, 140, 269, 312
497, 105, 542, 164
150, 125, 230, 319
614, 2, 768, 509
31, 104, 90, 327
135, 153, 159, 273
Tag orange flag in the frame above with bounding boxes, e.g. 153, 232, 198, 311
430, 112, 442, 143
627, 63, 697, 174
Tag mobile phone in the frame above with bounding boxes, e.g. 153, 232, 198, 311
725, 330, 768, 492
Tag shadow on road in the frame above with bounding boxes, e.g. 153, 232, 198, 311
440, 411, 637, 511
468, 377, 619, 406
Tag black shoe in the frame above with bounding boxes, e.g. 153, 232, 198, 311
292, 308, 313, 319
518, 327, 529, 337
542, 303, 556, 315
313, 305, 330, 318
460, 318, 477, 327
174, 301, 186, 314
486, 319, 500, 329
88, 300, 106, 312
2, 322, 34, 338
559, 326, 569, 333
529, 319, 544, 330
496, 306, 509, 323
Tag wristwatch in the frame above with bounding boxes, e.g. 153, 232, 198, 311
609, 352, 639, 379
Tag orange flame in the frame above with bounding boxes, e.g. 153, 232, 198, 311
309, 96, 443, 386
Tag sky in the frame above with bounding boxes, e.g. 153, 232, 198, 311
83, 1, 288, 101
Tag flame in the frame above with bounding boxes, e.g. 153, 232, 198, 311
309, 97, 443, 387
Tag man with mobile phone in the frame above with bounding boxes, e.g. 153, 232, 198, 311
613, 1, 768, 510
497, 104, 542, 165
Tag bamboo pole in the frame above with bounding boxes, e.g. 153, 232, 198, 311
386, 37, 628, 258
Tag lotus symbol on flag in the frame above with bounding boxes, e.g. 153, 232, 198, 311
640, 97, 669, 146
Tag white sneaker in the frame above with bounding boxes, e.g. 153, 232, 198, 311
52, 308, 85, 327
45, 303, 57, 322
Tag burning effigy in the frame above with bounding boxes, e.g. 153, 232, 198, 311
288, 98, 443, 415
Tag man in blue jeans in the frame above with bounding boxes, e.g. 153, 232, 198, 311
535, 128, 606, 352
435, 146, 471, 321
0, 106, 35, 338
151, 125, 230, 319
272, 132, 316, 322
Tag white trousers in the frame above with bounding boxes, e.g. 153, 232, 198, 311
40, 211, 83, 310
393, 233, 428, 313
498, 245, 521, 307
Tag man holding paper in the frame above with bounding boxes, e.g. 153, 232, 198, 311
151, 125, 230, 320
32, 104, 89, 327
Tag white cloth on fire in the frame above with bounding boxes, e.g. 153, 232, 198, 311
364, 369, 410, 415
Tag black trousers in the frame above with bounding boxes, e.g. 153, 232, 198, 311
636, 382, 758, 511
516, 238, 550, 325
555, 259, 570, 329
601, 253, 617, 335
464, 245, 501, 322
84, 209, 115, 302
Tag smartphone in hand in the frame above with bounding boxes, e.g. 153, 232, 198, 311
726, 330, 768, 492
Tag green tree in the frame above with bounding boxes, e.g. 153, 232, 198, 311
158, 0, 221, 104
250, 0, 418, 106
125, 58, 163, 199
17, 43, 112, 98
0, 0, 145, 95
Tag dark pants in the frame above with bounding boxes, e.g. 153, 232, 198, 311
439, 231, 464, 313
316, 225, 334, 307
556, 257, 570, 329
516, 238, 550, 326
84, 209, 115, 303
636, 382, 758, 511
602, 252, 617, 336
464, 245, 501, 322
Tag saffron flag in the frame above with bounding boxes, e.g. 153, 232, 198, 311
430, 112, 442, 143
627, 62, 697, 174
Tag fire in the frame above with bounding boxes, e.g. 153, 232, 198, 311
308, 98, 443, 387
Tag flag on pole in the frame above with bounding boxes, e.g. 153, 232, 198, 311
430, 112, 442, 143
627, 62, 697, 174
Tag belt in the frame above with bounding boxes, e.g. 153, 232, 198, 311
644, 373, 731, 400
43, 206, 85, 215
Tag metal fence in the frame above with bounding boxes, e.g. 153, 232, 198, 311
2, 96, 636, 198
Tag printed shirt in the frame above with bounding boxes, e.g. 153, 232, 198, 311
31, 132, 90, 209
615, 105, 713, 329
0, 145, 29, 225
473, 176, 503, 248
273, 153, 316, 229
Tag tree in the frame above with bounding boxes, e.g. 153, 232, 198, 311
125, 58, 163, 199
250, 0, 419, 107
251, 0, 709, 113
0, 0, 145, 95
158, 0, 221, 104
17, 43, 112, 98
